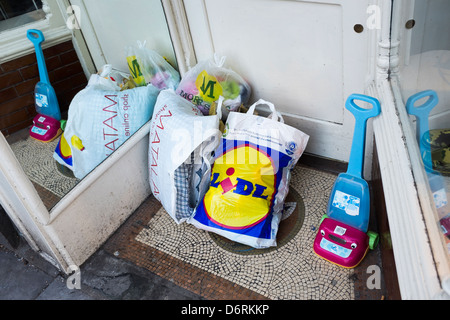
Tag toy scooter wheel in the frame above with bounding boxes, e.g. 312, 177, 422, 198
367, 231, 379, 250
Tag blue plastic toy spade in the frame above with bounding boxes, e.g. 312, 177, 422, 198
405, 90, 438, 172
27, 29, 61, 121
327, 94, 381, 232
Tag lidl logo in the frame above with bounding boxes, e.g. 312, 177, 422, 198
202, 144, 276, 229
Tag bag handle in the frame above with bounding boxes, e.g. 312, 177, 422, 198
215, 96, 224, 119
213, 53, 226, 68
247, 99, 284, 123
269, 111, 285, 124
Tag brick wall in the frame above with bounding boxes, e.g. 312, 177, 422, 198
0, 40, 88, 137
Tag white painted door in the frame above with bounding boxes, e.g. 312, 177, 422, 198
182, 0, 376, 162
69, 0, 178, 72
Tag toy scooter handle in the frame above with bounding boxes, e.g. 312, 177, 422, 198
345, 94, 381, 178
405, 90, 438, 143
27, 29, 45, 45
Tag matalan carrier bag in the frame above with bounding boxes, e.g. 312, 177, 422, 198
149, 89, 222, 224
189, 99, 309, 248
61, 70, 159, 179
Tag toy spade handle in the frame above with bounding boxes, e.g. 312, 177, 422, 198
27, 29, 50, 85
345, 94, 381, 178
405, 90, 438, 143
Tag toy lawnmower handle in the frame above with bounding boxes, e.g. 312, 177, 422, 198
345, 94, 381, 178
27, 29, 45, 45
345, 94, 381, 122
405, 89, 438, 118
27, 29, 50, 85
405, 90, 438, 143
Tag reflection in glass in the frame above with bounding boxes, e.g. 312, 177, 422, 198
406, 90, 450, 245
0, 0, 45, 32
398, 0, 450, 255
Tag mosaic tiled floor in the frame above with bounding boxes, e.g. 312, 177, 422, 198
5, 127, 385, 299
9, 135, 79, 199
103, 165, 385, 300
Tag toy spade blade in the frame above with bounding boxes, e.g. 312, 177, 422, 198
327, 94, 381, 232
27, 29, 61, 121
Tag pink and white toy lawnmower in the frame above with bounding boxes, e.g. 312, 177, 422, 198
313, 94, 380, 268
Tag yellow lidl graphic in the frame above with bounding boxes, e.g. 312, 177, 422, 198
204, 145, 275, 229
195, 70, 223, 102
59, 134, 72, 158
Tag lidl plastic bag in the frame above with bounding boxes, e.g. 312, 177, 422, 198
189, 99, 309, 248
53, 132, 74, 171
176, 54, 251, 116
61, 71, 160, 179
126, 41, 180, 90
149, 89, 222, 224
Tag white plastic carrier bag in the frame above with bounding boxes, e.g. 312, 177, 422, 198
61, 68, 160, 179
189, 99, 310, 248
126, 41, 180, 90
175, 54, 251, 116
149, 89, 222, 224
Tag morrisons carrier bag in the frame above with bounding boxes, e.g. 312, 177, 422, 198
189, 99, 309, 248
175, 54, 251, 116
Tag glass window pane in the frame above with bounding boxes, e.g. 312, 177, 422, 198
0, 0, 45, 32
398, 0, 450, 256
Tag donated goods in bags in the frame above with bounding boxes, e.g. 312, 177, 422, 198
149, 89, 222, 224
126, 41, 180, 90
56, 71, 160, 179
175, 54, 251, 116
189, 100, 309, 248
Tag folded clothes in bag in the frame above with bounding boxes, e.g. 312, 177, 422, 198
59, 68, 160, 179
149, 89, 222, 224
189, 99, 309, 248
